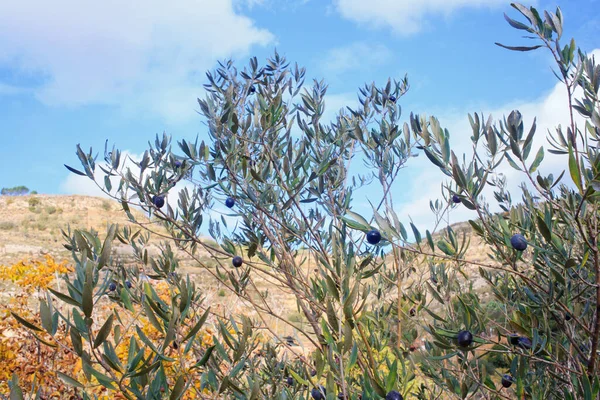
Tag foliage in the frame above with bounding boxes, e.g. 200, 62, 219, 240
406, 4, 600, 398
102, 200, 112, 211
0, 255, 72, 291
0, 221, 15, 230
0, 257, 215, 399
45, 205, 58, 215
7, 2, 600, 399
0, 257, 79, 396
28, 196, 41, 208
1, 186, 30, 196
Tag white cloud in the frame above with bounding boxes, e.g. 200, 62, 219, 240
235, 0, 267, 8
61, 151, 208, 217
0, 0, 274, 123
61, 151, 144, 198
332, 0, 507, 35
322, 91, 358, 124
234, 0, 311, 10
321, 41, 391, 74
61, 173, 111, 199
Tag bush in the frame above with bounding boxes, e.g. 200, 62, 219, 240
34, 222, 48, 231
28, 197, 40, 208
0, 221, 15, 230
44, 206, 57, 215
287, 312, 305, 324
10, 2, 600, 399
0, 257, 79, 396
101, 200, 112, 211
1, 185, 29, 196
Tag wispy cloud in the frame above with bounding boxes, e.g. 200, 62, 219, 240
332, 0, 507, 35
0, 83, 32, 96
0, 0, 274, 124
322, 91, 360, 124
321, 41, 392, 75
234, 0, 311, 10
61, 151, 143, 199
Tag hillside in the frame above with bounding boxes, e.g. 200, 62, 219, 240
0, 194, 492, 263
0, 194, 496, 342
0, 195, 315, 338
0, 195, 153, 264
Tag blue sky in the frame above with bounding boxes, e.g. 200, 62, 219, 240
0, 0, 599, 228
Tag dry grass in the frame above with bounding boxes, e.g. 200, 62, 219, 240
0, 195, 309, 340
0, 195, 145, 264
0, 194, 497, 349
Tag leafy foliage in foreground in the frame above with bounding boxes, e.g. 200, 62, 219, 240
8, 2, 600, 399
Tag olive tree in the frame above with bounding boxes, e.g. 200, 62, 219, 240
405, 3, 600, 399
13, 45, 420, 400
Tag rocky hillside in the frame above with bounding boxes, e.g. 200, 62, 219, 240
0, 194, 497, 341
0, 195, 164, 264
0, 194, 493, 264
0, 195, 311, 337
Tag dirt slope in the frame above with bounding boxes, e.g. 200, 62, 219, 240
0, 194, 497, 342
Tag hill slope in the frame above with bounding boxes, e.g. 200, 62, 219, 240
0, 194, 493, 264
0, 195, 140, 263
0, 195, 310, 335
0, 194, 496, 340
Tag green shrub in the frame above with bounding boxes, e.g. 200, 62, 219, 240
27, 197, 40, 208
0, 221, 15, 230
44, 206, 57, 215
287, 312, 305, 324
34, 222, 47, 231
1, 185, 29, 196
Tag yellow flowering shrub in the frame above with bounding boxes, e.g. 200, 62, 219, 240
0, 256, 216, 398
0, 255, 72, 291
0, 256, 79, 396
